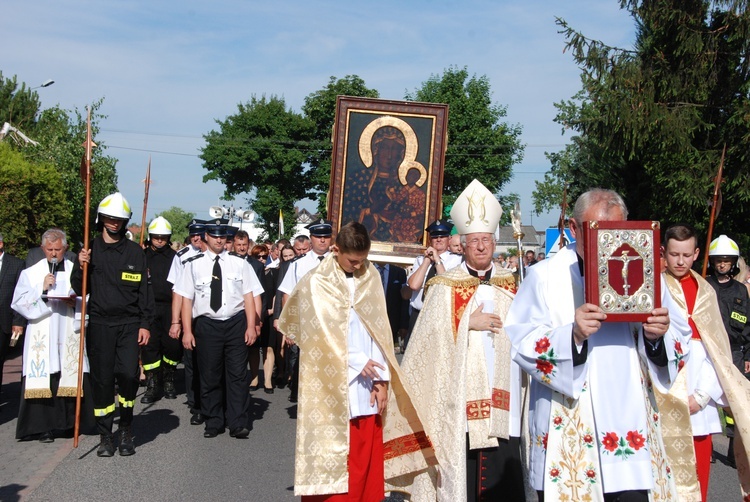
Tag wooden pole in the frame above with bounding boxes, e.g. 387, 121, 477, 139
74, 107, 95, 448
701, 144, 726, 278
138, 156, 152, 247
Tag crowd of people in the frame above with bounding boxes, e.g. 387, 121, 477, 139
1, 182, 749, 501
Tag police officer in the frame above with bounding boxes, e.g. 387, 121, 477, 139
404, 220, 462, 348
142, 216, 180, 403
72, 192, 154, 457
175, 222, 263, 438
167, 219, 206, 424
706, 234, 750, 465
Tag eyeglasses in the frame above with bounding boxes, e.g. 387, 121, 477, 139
464, 236, 494, 248
258, 254, 268, 259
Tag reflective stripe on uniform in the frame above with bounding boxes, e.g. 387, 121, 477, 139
142, 360, 161, 371
163, 356, 179, 367
95, 403, 116, 417
119, 396, 135, 408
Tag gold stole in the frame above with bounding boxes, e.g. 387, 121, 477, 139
665, 271, 750, 500
384, 267, 515, 501
279, 255, 426, 497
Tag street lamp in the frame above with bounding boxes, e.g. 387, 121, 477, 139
7, 79, 55, 128
30, 79, 55, 90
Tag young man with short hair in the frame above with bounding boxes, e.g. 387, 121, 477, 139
279, 222, 418, 501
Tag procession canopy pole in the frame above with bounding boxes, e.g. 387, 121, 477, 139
511, 201, 525, 283
74, 107, 96, 448
139, 156, 152, 247
701, 144, 726, 278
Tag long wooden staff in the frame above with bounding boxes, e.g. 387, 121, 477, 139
701, 144, 726, 278
74, 107, 96, 448
558, 185, 569, 250
138, 156, 152, 246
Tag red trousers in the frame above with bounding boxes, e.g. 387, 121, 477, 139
694, 434, 712, 502
302, 414, 384, 502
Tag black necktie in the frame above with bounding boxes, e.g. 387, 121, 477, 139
422, 261, 438, 301
211, 256, 222, 312
318, 255, 324, 262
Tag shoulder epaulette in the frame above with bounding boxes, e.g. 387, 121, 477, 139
184, 253, 204, 264
176, 246, 190, 257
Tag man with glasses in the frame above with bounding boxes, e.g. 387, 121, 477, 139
384, 180, 521, 501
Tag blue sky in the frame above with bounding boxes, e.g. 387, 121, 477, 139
2, 1, 635, 231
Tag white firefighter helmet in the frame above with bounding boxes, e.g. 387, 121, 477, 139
148, 216, 172, 237
96, 192, 132, 223
708, 234, 740, 258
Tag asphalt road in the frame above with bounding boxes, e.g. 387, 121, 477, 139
0, 350, 744, 501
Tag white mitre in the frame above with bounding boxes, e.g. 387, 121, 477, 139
450, 179, 503, 235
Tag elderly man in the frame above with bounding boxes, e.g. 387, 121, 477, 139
384, 179, 521, 501
12, 229, 95, 442
505, 188, 692, 501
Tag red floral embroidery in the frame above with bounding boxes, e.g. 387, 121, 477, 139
586, 469, 596, 479
553, 416, 563, 426
583, 434, 593, 445
601, 432, 619, 452
542, 433, 548, 450
550, 468, 560, 478
653, 413, 659, 423
536, 359, 554, 375
535, 337, 551, 354
674, 341, 683, 354
627, 430, 646, 450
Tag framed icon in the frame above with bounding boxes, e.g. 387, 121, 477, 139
328, 96, 448, 261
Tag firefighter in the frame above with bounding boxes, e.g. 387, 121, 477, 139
706, 234, 750, 466
142, 216, 181, 403
72, 192, 154, 457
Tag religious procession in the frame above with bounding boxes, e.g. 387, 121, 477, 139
2, 163, 750, 502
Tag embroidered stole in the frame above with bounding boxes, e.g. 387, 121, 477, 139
279, 255, 424, 497
665, 271, 750, 500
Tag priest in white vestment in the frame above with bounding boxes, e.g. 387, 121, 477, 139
11, 229, 95, 441
505, 189, 692, 502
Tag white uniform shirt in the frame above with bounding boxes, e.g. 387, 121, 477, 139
408, 250, 462, 311
167, 244, 201, 289
278, 251, 330, 296
174, 250, 263, 320
345, 275, 390, 419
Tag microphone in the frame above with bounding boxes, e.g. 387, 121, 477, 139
51, 257, 58, 275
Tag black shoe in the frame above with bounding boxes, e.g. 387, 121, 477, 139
39, 431, 55, 443
264, 387, 274, 394
249, 384, 261, 391
204, 428, 225, 438
289, 393, 298, 403
190, 413, 205, 425
229, 427, 250, 438
97, 434, 115, 457
118, 425, 136, 456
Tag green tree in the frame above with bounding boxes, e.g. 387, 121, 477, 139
201, 95, 314, 238
155, 206, 196, 245
0, 71, 43, 136
302, 75, 380, 215
0, 142, 69, 257
535, 2, 750, 251
24, 101, 119, 248
406, 66, 524, 210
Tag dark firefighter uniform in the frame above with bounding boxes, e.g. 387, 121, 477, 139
143, 243, 180, 401
72, 235, 154, 439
